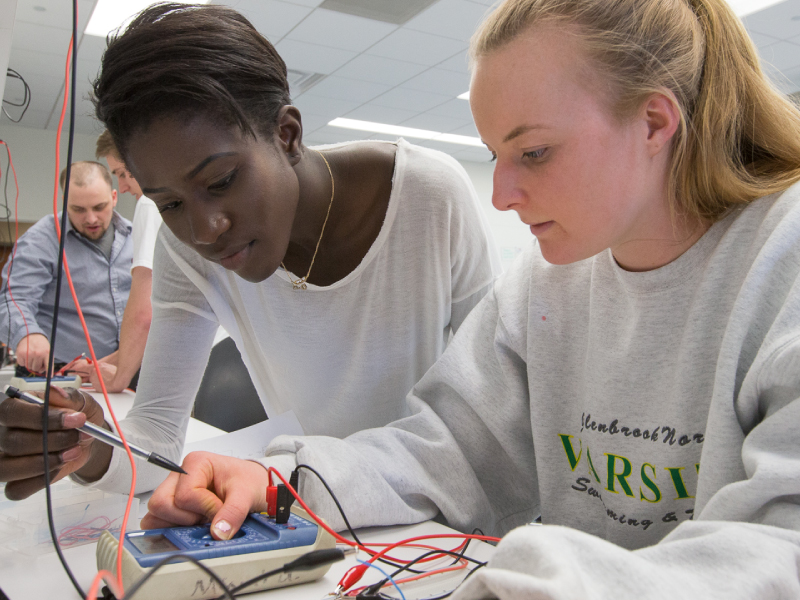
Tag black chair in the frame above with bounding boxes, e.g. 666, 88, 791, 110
193, 337, 267, 432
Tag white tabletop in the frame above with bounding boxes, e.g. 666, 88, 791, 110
0, 391, 495, 599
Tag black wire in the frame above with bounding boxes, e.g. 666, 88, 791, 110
113, 553, 236, 600
2, 69, 31, 123
41, 0, 82, 596
294, 464, 423, 574
360, 548, 487, 598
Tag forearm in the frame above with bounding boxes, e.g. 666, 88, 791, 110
109, 267, 152, 389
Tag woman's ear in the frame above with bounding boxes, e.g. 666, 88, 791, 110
642, 90, 680, 157
276, 105, 303, 165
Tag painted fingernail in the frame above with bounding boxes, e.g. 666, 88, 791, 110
214, 520, 232, 539
61, 446, 82, 462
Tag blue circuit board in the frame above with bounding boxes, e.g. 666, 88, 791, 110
122, 512, 319, 567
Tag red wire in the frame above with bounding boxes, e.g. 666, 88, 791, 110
49, 32, 137, 599
267, 467, 500, 593
0, 140, 33, 368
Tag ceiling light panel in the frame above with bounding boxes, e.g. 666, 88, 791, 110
318, 0, 439, 25
85, 0, 209, 38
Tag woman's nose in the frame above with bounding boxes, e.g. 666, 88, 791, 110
491, 161, 527, 213
188, 203, 231, 245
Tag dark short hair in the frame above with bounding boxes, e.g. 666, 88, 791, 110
92, 2, 291, 160
59, 161, 113, 191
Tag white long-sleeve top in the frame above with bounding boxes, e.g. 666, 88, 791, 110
93, 139, 502, 494
261, 182, 800, 599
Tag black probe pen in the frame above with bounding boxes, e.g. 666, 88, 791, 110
4, 385, 187, 475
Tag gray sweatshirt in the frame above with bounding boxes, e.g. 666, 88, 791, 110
262, 183, 800, 599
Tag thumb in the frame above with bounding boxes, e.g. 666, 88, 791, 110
211, 488, 255, 541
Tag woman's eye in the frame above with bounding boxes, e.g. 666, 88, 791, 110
157, 200, 181, 214
209, 170, 237, 191
489, 153, 497, 163
523, 148, 547, 161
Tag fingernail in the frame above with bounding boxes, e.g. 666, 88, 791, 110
61, 446, 82, 462
79, 431, 92, 441
62, 412, 83, 428
214, 520, 232, 540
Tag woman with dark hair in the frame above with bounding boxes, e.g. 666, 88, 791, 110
0, 2, 501, 498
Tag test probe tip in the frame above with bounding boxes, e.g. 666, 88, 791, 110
148, 452, 187, 474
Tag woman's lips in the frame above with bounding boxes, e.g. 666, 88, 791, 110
219, 241, 253, 270
530, 221, 554, 236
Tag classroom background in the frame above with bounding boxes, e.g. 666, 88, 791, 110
1, 0, 800, 272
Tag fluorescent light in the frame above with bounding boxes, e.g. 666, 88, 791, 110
328, 118, 484, 147
727, 0, 785, 17
457, 91, 470, 100
85, 0, 209, 37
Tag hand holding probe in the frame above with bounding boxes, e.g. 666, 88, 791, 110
4, 385, 187, 475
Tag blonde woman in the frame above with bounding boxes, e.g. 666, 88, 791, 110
133, 0, 800, 596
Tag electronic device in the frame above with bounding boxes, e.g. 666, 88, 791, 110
8, 374, 82, 391
96, 506, 335, 600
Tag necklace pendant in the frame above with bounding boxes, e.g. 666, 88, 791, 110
292, 281, 308, 291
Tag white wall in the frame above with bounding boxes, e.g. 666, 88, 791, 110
0, 123, 137, 222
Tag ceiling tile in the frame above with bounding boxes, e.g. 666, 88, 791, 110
759, 39, 800, 71
371, 87, 452, 112
264, 0, 324, 7
399, 112, 469, 132
300, 75, 390, 103
426, 97, 474, 120
366, 28, 466, 66
742, 0, 800, 39
276, 38, 357, 74
293, 92, 362, 119
76, 34, 108, 65
449, 121, 480, 138
286, 8, 397, 52
343, 103, 419, 124
400, 67, 469, 98
8, 48, 66, 79
332, 54, 427, 86
298, 112, 329, 133
745, 28, 781, 48
404, 0, 491, 42
11, 21, 71, 56
435, 50, 471, 73
14, 0, 95, 31
220, 0, 313, 42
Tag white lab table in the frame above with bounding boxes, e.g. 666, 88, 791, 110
0, 390, 496, 599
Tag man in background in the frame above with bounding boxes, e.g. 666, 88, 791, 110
0, 161, 133, 375
70, 130, 163, 392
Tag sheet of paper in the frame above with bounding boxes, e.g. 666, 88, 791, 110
182, 411, 304, 460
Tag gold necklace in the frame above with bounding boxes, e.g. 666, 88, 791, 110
282, 149, 334, 290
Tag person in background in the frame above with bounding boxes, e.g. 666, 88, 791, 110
136, 0, 799, 598
0, 161, 133, 376
69, 131, 163, 392
0, 3, 501, 500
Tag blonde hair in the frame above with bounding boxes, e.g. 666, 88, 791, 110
471, 0, 800, 222
95, 129, 121, 162
59, 161, 113, 192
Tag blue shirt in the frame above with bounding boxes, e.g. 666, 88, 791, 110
0, 212, 133, 363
